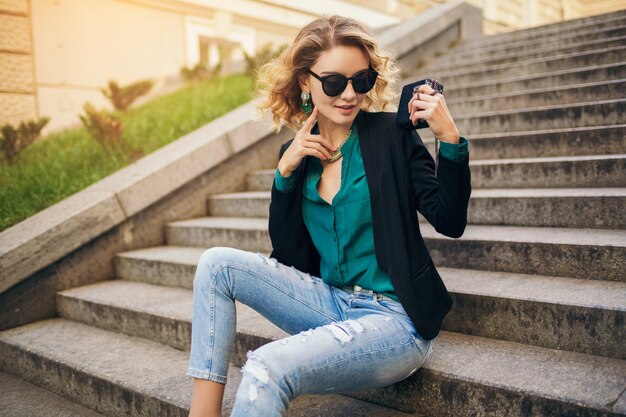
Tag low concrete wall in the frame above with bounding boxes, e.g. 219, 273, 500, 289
0, 0, 482, 330
380, 0, 483, 74
0, 104, 292, 329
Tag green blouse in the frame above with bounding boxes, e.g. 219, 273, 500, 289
274, 121, 469, 301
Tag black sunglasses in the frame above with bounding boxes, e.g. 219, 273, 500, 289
308, 67, 378, 97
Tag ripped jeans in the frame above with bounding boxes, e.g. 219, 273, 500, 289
186, 246, 435, 417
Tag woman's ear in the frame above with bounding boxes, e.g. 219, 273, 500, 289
298, 73, 309, 92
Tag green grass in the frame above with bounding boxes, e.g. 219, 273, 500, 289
0, 73, 254, 232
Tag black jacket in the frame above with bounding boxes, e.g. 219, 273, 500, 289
268, 110, 471, 340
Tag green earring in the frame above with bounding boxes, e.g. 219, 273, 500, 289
300, 91, 313, 114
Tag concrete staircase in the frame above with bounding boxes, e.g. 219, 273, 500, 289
2, 8, 626, 417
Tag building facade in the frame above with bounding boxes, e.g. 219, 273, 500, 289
0, 0, 623, 134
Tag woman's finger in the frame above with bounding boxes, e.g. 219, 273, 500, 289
410, 109, 429, 126
303, 140, 333, 159
414, 92, 440, 103
303, 141, 332, 159
302, 144, 329, 161
415, 83, 436, 96
302, 105, 318, 131
306, 134, 336, 152
409, 95, 433, 119
415, 84, 444, 101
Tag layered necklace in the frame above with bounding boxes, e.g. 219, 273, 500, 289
321, 128, 352, 163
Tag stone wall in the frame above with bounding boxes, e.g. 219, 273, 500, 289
0, 0, 37, 127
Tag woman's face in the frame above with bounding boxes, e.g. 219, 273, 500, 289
300, 45, 370, 129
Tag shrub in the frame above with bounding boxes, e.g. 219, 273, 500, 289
180, 62, 222, 82
243, 42, 288, 79
0, 117, 50, 163
79, 103, 125, 153
101, 79, 154, 111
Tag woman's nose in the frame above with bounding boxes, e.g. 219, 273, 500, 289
341, 80, 357, 98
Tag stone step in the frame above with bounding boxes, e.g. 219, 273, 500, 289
420, 221, 626, 282
420, 125, 626, 159
468, 154, 625, 188
166, 217, 270, 253
56, 278, 278, 353
163, 218, 626, 282
0, 371, 105, 417
246, 169, 274, 192
440, 267, 626, 360
207, 188, 626, 229
418, 45, 626, 85
103, 257, 626, 358
460, 11, 626, 49
208, 191, 270, 218
426, 34, 626, 73
436, 24, 626, 64
403, 62, 626, 100
444, 79, 626, 116
248, 153, 626, 192
464, 187, 626, 229
453, 99, 624, 135
0, 319, 411, 416
7, 309, 623, 416
115, 245, 205, 289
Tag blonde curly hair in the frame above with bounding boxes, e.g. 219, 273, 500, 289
254, 15, 400, 133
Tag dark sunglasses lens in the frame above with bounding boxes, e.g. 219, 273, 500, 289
320, 70, 378, 96
322, 75, 346, 96
352, 71, 374, 93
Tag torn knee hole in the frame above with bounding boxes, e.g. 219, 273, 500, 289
255, 252, 278, 268
299, 328, 314, 336
241, 351, 271, 403
242, 351, 270, 384
298, 328, 314, 343
290, 266, 315, 283
323, 320, 365, 345
248, 384, 259, 402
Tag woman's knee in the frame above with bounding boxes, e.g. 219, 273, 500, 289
194, 246, 238, 288
239, 349, 294, 402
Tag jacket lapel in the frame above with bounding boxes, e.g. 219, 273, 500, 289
356, 111, 389, 272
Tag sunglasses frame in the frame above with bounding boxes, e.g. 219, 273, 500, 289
307, 66, 378, 97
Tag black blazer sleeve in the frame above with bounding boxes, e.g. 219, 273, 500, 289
268, 139, 296, 249
403, 128, 471, 238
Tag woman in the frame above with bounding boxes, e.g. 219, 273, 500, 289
187, 15, 471, 417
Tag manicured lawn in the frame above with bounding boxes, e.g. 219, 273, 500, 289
0, 73, 254, 232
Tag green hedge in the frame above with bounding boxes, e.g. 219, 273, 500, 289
0, 73, 254, 232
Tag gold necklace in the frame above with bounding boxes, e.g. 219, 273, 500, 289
321, 128, 352, 163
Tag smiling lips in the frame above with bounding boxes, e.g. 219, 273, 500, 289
336, 105, 356, 113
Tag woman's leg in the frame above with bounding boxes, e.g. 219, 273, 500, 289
189, 379, 225, 417
229, 293, 434, 417
187, 246, 344, 416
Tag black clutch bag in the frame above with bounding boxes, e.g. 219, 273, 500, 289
396, 78, 444, 130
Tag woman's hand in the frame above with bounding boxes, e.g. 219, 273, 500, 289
277, 106, 337, 176
408, 83, 461, 144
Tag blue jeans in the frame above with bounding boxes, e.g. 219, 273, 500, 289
186, 247, 435, 416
